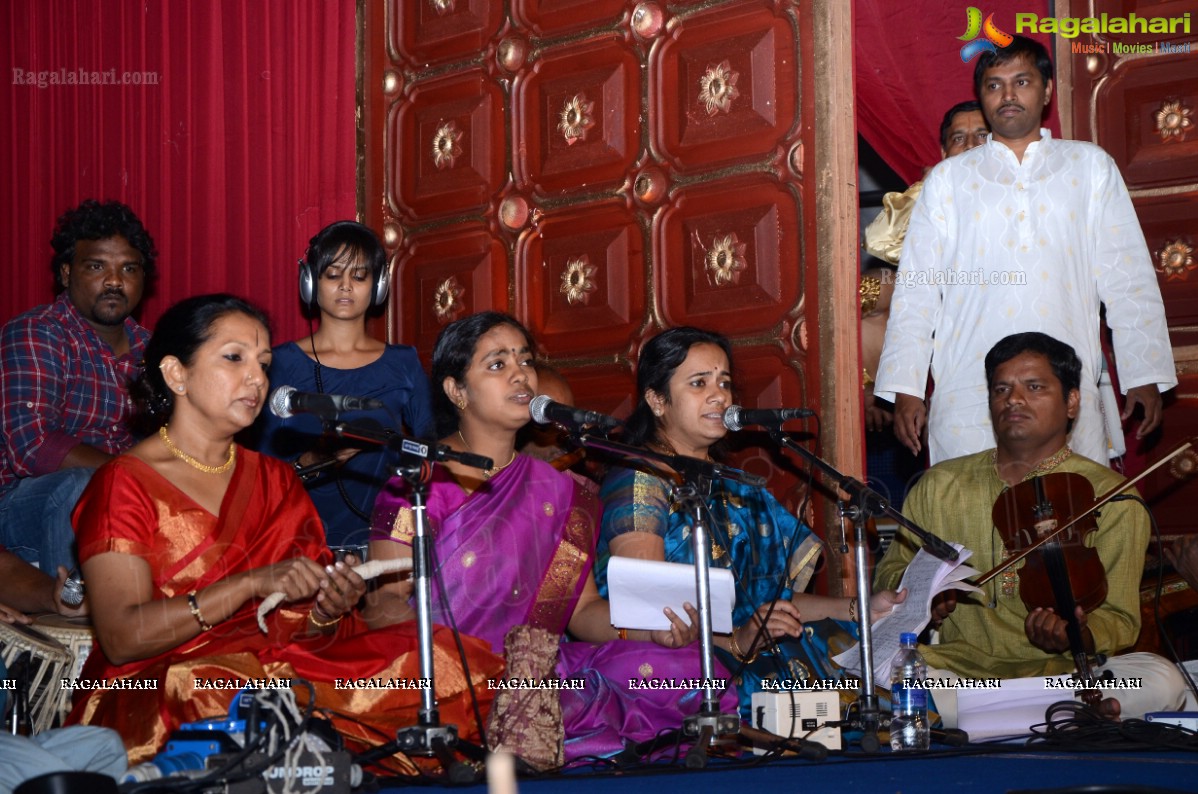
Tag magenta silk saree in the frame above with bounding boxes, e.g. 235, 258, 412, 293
372, 454, 737, 761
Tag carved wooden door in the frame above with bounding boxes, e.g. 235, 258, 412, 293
362, 1, 859, 589
1060, 0, 1198, 537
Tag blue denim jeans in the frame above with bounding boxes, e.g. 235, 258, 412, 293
0, 467, 93, 574
0, 728, 127, 789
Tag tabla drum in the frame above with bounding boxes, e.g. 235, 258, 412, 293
33, 613, 96, 724
0, 620, 71, 734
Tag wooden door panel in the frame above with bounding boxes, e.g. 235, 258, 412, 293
511, 36, 642, 196
396, 225, 510, 360
392, 70, 507, 223
511, 0, 627, 38
1092, 56, 1198, 188
1138, 194, 1198, 328
1131, 375, 1198, 500
654, 174, 802, 334
392, 0, 503, 68
365, 0, 855, 590
515, 201, 647, 357
649, 0, 799, 172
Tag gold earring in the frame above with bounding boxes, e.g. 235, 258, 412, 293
457, 399, 467, 410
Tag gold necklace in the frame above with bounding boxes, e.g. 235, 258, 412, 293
159, 425, 236, 475
457, 430, 516, 481
992, 445, 1073, 483
649, 437, 711, 462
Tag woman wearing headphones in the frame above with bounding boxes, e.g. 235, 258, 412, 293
257, 221, 433, 553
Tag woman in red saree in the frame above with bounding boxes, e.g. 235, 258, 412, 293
68, 294, 502, 764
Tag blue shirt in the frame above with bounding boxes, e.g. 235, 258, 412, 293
255, 341, 434, 547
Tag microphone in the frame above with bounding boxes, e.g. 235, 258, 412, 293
60, 568, 85, 607
722, 405, 816, 431
529, 394, 622, 432
269, 385, 385, 419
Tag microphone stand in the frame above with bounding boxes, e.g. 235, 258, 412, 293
325, 420, 492, 781
764, 427, 956, 753
574, 432, 825, 767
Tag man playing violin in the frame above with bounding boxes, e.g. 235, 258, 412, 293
875, 332, 1184, 729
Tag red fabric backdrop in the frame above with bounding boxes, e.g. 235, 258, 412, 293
854, 0, 1058, 185
1, 0, 357, 343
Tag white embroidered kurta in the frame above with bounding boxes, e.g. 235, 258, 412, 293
874, 129, 1175, 465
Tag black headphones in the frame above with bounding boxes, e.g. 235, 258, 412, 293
297, 221, 390, 310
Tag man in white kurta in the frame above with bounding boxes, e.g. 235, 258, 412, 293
874, 38, 1175, 466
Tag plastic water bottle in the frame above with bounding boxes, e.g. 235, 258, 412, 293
889, 632, 930, 751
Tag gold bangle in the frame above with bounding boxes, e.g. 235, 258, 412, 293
847, 597, 859, 623
309, 608, 343, 629
729, 631, 758, 664
187, 590, 213, 632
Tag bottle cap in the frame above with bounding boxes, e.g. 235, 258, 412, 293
900, 632, 917, 645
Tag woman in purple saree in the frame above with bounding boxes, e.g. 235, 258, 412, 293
365, 312, 738, 764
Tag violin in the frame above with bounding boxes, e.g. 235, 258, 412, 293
970, 438, 1196, 707
978, 438, 1194, 578
991, 471, 1107, 706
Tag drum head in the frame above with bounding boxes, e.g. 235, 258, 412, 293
0, 620, 65, 655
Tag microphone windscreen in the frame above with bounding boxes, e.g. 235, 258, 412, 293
529, 394, 552, 424
269, 386, 296, 418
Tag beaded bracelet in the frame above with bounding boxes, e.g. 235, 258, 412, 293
187, 590, 213, 632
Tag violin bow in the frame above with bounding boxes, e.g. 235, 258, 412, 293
972, 437, 1195, 589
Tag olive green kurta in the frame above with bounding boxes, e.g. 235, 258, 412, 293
874, 449, 1145, 679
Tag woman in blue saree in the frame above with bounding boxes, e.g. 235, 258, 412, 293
595, 327, 905, 719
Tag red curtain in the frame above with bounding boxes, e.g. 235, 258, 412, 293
854, 0, 1057, 185
1, 0, 357, 344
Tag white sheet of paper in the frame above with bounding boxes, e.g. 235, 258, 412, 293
607, 556, 735, 634
833, 543, 981, 680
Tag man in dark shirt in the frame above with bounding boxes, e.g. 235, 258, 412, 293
0, 200, 156, 574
